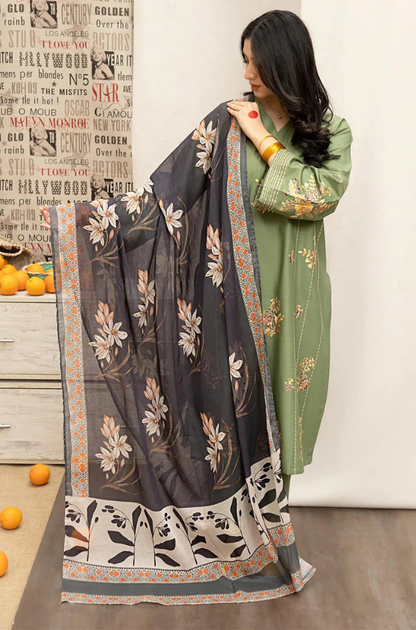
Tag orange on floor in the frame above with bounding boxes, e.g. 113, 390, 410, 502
0, 507, 22, 530
29, 464, 50, 486
0, 551, 8, 577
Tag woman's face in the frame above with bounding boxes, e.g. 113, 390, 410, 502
242, 39, 274, 99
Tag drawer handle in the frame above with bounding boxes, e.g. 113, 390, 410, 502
0, 339, 14, 343
0, 424, 11, 428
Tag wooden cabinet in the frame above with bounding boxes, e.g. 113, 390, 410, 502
0, 292, 64, 463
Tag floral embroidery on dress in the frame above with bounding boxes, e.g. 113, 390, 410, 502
263, 297, 285, 336
141, 377, 169, 442
229, 352, 243, 381
298, 247, 316, 268
89, 301, 128, 365
133, 270, 155, 332
95, 415, 139, 491
294, 304, 303, 318
200, 412, 226, 474
83, 200, 119, 246
288, 250, 295, 263
199, 412, 237, 490
285, 357, 315, 393
284, 377, 295, 392
297, 357, 315, 392
177, 298, 202, 360
122, 181, 154, 216
205, 224, 223, 287
280, 175, 337, 219
159, 199, 183, 235
192, 120, 217, 174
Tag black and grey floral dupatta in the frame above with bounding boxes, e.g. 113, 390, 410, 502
49, 95, 316, 606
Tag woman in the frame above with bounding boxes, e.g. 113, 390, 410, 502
40, 9, 352, 607
231, 13, 353, 495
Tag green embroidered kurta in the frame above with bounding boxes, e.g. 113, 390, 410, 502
246, 98, 353, 475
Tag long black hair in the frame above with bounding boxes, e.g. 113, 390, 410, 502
241, 10, 340, 167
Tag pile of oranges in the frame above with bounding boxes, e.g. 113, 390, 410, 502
0, 256, 54, 296
0, 464, 51, 578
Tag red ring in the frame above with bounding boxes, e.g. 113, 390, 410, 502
248, 111, 259, 119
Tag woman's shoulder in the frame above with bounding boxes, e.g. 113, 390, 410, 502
324, 110, 352, 136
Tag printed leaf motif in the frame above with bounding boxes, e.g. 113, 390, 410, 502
108, 531, 135, 547
191, 535, 207, 546
217, 534, 243, 544
87, 500, 98, 528
132, 506, 142, 533
230, 544, 246, 558
154, 539, 176, 551
64, 545, 88, 558
108, 551, 134, 565
145, 510, 154, 536
194, 548, 218, 559
65, 525, 88, 543
258, 489, 276, 509
262, 512, 282, 523
230, 497, 238, 524
155, 553, 180, 567
172, 507, 187, 533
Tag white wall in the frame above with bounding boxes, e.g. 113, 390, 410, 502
132, 1, 415, 508
132, 0, 300, 183
297, 0, 416, 507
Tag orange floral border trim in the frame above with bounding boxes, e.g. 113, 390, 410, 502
56, 202, 89, 497
62, 557, 315, 606
226, 118, 276, 454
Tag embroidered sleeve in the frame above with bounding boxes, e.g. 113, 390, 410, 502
253, 117, 353, 221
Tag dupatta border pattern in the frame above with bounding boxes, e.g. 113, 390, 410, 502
54, 201, 90, 497
50, 101, 316, 605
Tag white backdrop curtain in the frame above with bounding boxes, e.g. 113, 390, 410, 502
132, 0, 415, 508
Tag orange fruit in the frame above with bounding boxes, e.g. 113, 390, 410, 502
46, 269, 54, 275
26, 276, 45, 296
0, 254, 4, 270
0, 274, 18, 296
0, 506, 22, 530
14, 270, 30, 291
44, 275, 55, 293
26, 263, 45, 273
2, 264, 17, 275
29, 463, 50, 486
0, 551, 8, 577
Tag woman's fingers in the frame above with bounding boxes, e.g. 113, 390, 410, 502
39, 206, 51, 227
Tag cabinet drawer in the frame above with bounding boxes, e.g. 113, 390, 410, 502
0, 386, 64, 462
0, 301, 61, 378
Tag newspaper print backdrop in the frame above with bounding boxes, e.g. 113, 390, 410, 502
0, 0, 134, 259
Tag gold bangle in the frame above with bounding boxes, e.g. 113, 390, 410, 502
262, 141, 285, 163
257, 134, 275, 155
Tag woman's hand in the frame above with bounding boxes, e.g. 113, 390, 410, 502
226, 100, 267, 146
39, 205, 51, 229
